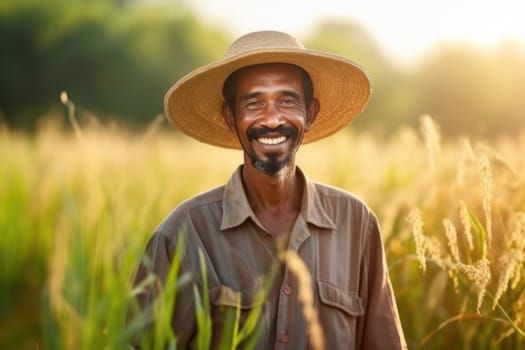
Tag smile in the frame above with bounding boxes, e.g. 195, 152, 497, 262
256, 136, 288, 145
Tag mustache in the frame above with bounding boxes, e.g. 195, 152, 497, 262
247, 126, 298, 140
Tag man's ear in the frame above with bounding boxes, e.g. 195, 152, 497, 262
305, 98, 320, 131
221, 103, 235, 132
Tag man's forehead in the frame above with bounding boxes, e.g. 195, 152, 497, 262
235, 64, 306, 96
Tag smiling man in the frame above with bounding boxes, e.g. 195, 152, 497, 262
133, 31, 407, 349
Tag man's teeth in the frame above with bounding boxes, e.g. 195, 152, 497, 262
257, 136, 287, 145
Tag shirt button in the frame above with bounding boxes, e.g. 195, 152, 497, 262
282, 285, 292, 295
278, 334, 289, 343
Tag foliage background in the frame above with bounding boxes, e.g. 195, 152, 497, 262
2, 0, 525, 136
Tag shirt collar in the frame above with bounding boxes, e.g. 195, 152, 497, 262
220, 166, 335, 231
220, 166, 256, 230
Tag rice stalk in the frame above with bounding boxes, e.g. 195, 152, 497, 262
457, 258, 491, 313
492, 212, 525, 309
419, 114, 441, 175
443, 218, 460, 263
476, 154, 493, 249
60, 91, 84, 141
407, 208, 427, 272
459, 201, 474, 252
282, 250, 325, 350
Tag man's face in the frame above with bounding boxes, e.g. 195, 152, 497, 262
224, 63, 318, 176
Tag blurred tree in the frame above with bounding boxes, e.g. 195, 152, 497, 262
487, 42, 525, 135
2, 1, 524, 137
416, 45, 493, 136
112, 5, 229, 124
0, 0, 230, 129
0, 0, 54, 128
416, 42, 525, 137
306, 20, 418, 134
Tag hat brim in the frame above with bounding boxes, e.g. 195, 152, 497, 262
164, 48, 371, 149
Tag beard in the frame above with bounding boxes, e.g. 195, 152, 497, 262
250, 152, 294, 176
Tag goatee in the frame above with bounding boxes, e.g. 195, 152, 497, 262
250, 153, 293, 176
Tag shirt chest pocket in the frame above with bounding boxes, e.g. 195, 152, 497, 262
317, 280, 364, 348
209, 284, 267, 347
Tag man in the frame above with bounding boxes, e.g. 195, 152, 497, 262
133, 30, 407, 349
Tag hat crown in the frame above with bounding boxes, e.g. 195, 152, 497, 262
225, 31, 305, 58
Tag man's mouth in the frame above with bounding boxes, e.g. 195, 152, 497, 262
256, 136, 288, 145
247, 126, 297, 146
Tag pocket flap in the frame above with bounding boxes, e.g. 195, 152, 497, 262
318, 280, 364, 316
210, 284, 263, 309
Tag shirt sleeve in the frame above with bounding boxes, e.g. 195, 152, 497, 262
356, 215, 408, 349
131, 230, 198, 348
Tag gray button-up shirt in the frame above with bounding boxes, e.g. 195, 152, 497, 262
134, 166, 407, 349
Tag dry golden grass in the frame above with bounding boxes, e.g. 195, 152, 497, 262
1, 114, 524, 349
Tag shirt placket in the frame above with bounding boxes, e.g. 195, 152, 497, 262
274, 216, 311, 349
274, 265, 295, 348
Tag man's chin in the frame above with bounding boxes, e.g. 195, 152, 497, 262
252, 157, 291, 176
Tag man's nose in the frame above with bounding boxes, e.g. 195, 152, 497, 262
259, 103, 285, 129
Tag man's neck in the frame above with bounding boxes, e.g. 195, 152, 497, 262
242, 162, 299, 208
241, 161, 303, 237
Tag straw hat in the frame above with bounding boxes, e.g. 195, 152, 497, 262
164, 30, 371, 149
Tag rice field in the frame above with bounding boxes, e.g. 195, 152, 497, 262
1, 115, 524, 349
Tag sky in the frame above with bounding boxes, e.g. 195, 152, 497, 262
187, 0, 525, 66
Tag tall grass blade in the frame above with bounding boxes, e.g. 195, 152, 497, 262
193, 249, 212, 350
466, 207, 487, 259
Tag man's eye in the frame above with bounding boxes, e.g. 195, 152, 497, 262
245, 101, 262, 109
280, 98, 297, 106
